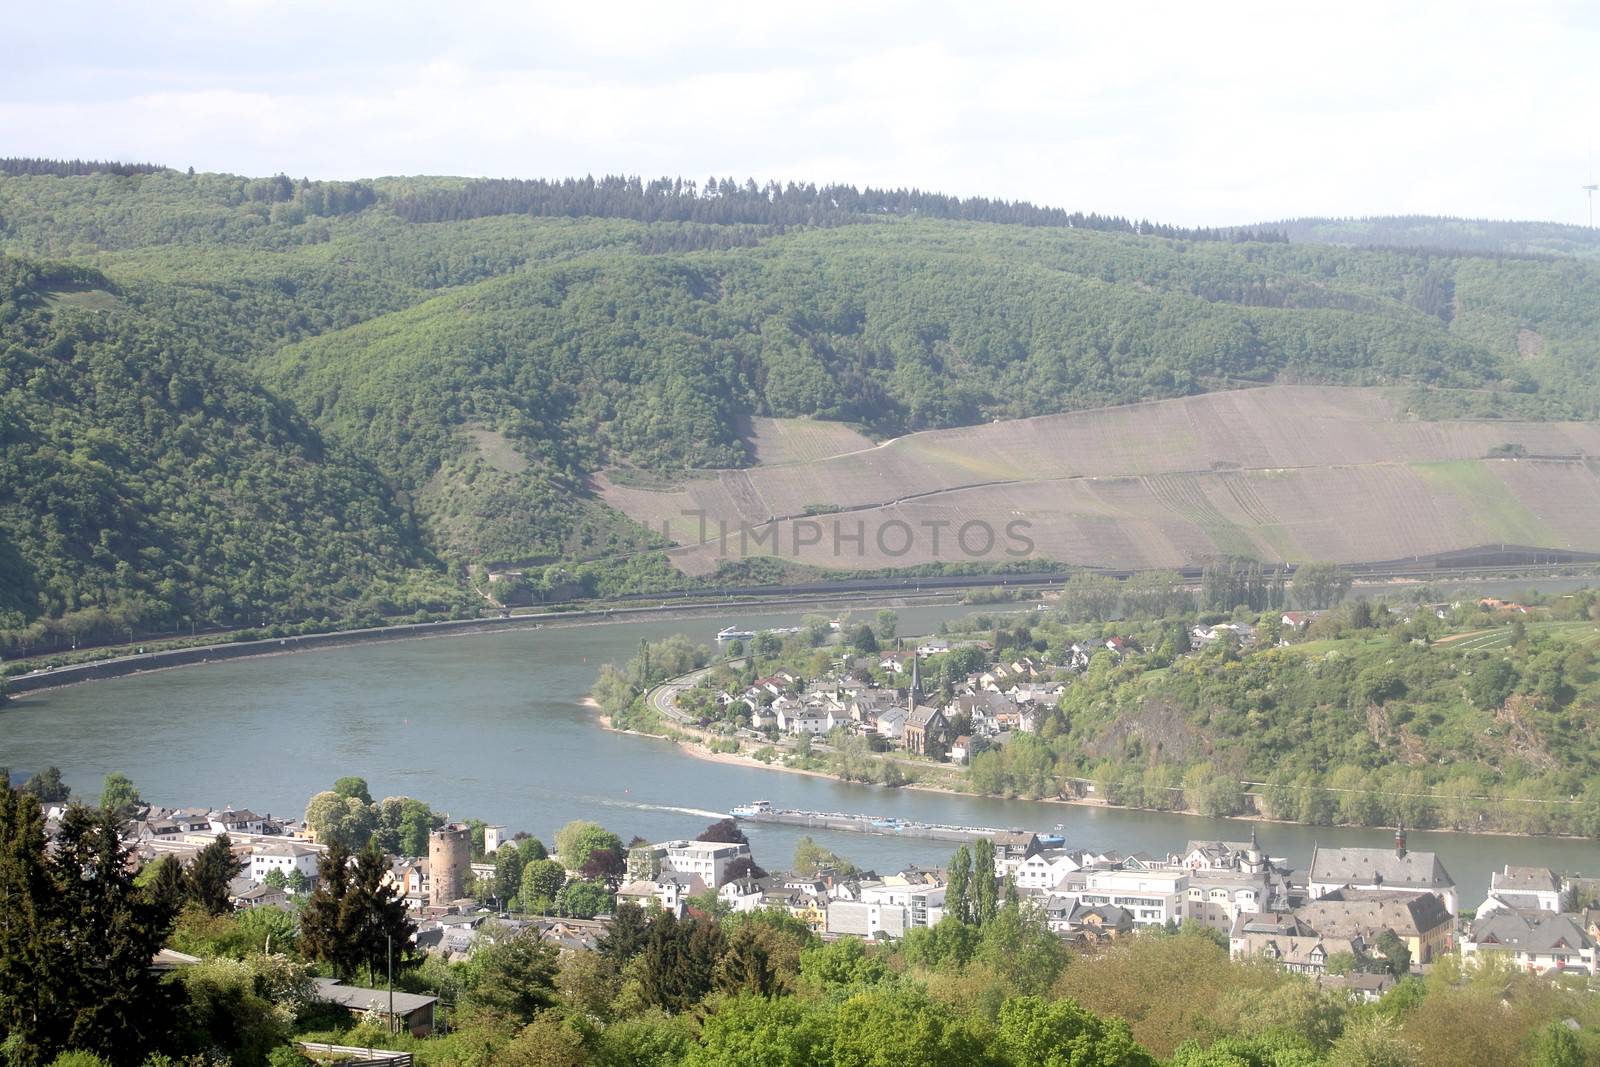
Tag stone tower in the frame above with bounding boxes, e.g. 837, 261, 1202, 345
428, 823, 471, 905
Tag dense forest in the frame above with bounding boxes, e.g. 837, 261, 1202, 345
3, 163, 1600, 651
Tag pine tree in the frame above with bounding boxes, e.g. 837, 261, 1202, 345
299, 842, 360, 979
716, 925, 776, 996
0, 772, 58, 1064
463, 929, 560, 1026
598, 900, 650, 966
973, 838, 999, 927
187, 832, 244, 915
29, 803, 177, 1062
145, 854, 190, 916
345, 844, 418, 985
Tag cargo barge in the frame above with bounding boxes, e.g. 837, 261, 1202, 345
730, 800, 1063, 846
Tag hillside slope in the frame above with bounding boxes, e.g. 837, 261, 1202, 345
2, 167, 1600, 641
598, 386, 1600, 573
0, 255, 456, 652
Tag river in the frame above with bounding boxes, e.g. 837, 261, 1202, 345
5, 597, 1599, 904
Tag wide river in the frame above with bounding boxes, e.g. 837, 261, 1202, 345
6, 594, 1600, 904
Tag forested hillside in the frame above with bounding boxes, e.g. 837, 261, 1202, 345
0, 255, 456, 653
1270, 214, 1600, 259
3, 163, 1600, 650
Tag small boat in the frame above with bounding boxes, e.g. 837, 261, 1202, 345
718, 626, 756, 642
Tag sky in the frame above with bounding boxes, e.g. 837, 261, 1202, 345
4, 0, 1598, 227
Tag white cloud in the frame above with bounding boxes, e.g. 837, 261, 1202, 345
3, 0, 1597, 224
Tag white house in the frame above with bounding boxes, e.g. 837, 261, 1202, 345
1462, 910, 1596, 976
1054, 866, 1189, 925
249, 841, 321, 885
209, 809, 266, 836
1475, 866, 1564, 916
776, 705, 829, 735
1012, 849, 1087, 891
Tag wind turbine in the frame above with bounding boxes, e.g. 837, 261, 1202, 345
1586, 180, 1599, 228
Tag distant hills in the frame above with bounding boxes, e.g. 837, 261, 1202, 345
1265, 215, 1600, 259
2, 163, 1598, 651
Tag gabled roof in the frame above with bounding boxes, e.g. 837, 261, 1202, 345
1469, 910, 1594, 954
1491, 866, 1561, 895
906, 704, 944, 728
1297, 889, 1452, 938
1309, 845, 1454, 890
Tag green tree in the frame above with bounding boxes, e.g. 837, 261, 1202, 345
0, 793, 177, 1065
20, 766, 70, 803
98, 772, 141, 817
1375, 929, 1412, 976
332, 776, 373, 804
554, 878, 613, 919
518, 858, 567, 913
972, 838, 998, 926
599, 900, 652, 966
493, 844, 526, 903
303, 790, 376, 850
945, 845, 972, 925
554, 819, 624, 871
298, 843, 361, 979
717, 924, 779, 997
994, 995, 1157, 1067
463, 928, 560, 1028
187, 833, 245, 916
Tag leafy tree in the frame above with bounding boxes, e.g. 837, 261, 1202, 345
696, 818, 749, 845
98, 772, 141, 818
554, 878, 613, 919
1293, 562, 1352, 610
332, 776, 372, 804
1376, 929, 1412, 976
519, 858, 567, 913
995, 995, 1157, 1067
493, 845, 526, 903
554, 819, 624, 871
303, 790, 375, 850
1468, 658, 1517, 710
792, 835, 858, 877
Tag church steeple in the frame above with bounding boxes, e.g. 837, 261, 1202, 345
909, 653, 923, 708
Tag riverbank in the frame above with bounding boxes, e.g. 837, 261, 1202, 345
2, 590, 963, 698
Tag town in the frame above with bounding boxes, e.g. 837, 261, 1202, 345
15, 761, 1598, 1050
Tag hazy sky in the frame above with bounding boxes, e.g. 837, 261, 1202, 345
5, 1, 1598, 226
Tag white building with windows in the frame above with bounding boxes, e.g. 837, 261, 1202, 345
249, 841, 321, 885
1054, 867, 1189, 925
658, 839, 751, 889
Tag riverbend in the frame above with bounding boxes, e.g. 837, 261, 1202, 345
5, 599, 1600, 903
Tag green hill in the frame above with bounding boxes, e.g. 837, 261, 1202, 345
1266, 214, 1600, 259
3, 165, 1600, 650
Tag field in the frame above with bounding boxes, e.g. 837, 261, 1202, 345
738, 416, 875, 466
597, 385, 1600, 574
